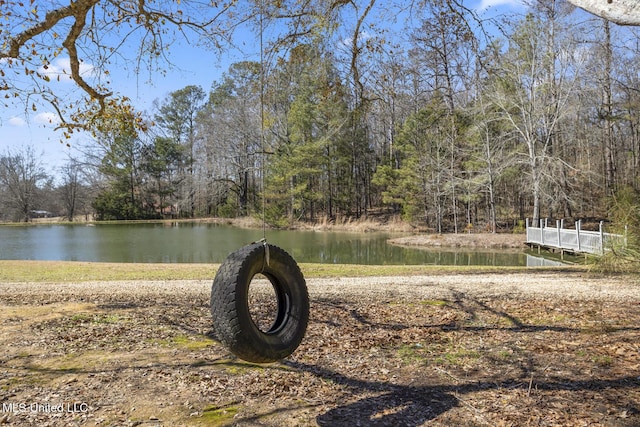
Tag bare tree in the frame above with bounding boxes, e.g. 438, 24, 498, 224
0, 146, 49, 222
58, 157, 90, 221
468, 92, 519, 233
154, 85, 206, 217
196, 62, 262, 217
410, 0, 478, 232
486, 5, 583, 225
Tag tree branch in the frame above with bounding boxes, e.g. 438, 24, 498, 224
3, 3, 76, 58
2, 0, 112, 114
62, 0, 112, 112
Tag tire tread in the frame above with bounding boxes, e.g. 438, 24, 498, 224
211, 243, 308, 363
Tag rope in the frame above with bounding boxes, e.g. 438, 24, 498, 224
253, 1, 269, 273
259, 0, 267, 242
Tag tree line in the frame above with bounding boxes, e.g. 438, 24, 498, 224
2, 2, 640, 232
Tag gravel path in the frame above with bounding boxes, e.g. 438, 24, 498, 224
2, 271, 639, 302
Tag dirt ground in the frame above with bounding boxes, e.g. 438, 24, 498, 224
388, 233, 527, 249
1, 270, 639, 426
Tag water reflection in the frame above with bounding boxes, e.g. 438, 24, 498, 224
526, 254, 565, 267
0, 222, 557, 266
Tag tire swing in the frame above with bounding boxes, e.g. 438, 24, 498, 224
210, 6, 308, 363
210, 241, 309, 363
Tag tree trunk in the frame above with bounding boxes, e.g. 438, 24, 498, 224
567, 0, 640, 25
602, 19, 616, 196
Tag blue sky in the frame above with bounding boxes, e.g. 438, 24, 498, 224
0, 0, 526, 181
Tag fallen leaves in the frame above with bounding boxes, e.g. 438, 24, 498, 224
0, 279, 639, 426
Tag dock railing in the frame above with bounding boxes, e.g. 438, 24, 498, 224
525, 219, 625, 256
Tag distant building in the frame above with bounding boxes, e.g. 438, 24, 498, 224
30, 210, 54, 218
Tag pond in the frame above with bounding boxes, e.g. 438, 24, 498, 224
0, 222, 561, 266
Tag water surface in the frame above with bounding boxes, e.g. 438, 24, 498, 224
0, 222, 548, 266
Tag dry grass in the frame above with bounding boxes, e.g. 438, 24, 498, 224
389, 232, 527, 249
296, 214, 417, 232
0, 259, 578, 283
25, 215, 416, 232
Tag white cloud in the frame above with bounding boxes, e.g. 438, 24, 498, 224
38, 57, 96, 82
34, 112, 60, 126
4, 113, 60, 128
8, 116, 26, 127
476, 0, 525, 11
342, 30, 373, 49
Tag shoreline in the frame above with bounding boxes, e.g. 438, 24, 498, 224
388, 232, 526, 249
18, 215, 524, 235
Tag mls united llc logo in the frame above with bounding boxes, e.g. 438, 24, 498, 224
2, 402, 89, 414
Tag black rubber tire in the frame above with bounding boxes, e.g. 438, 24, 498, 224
210, 242, 309, 363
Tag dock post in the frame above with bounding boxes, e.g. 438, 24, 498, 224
576, 220, 581, 252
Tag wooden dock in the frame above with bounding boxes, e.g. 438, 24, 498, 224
525, 219, 625, 256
